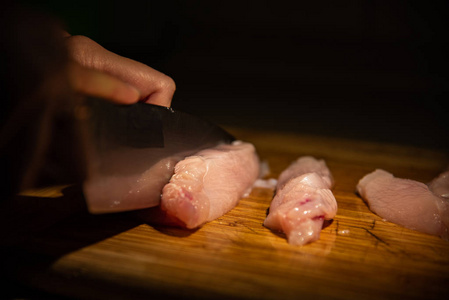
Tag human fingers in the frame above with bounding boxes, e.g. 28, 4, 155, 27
65, 35, 175, 107
68, 62, 140, 104
140, 73, 176, 107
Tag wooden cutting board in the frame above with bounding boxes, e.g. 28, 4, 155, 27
2, 127, 449, 300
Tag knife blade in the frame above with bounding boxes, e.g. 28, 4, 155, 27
81, 98, 235, 214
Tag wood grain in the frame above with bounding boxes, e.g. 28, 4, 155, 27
2, 127, 448, 300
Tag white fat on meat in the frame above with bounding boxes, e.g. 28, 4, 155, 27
161, 141, 260, 229
356, 169, 449, 240
264, 156, 338, 246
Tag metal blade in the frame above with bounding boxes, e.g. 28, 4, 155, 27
81, 98, 235, 213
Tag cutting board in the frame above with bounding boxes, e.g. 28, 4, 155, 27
1, 127, 449, 300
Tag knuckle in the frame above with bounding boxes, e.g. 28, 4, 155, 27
65, 35, 100, 67
65, 35, 93, 52
162, 75, 176, 93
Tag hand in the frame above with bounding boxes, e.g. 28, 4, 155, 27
64, 34, 176, 107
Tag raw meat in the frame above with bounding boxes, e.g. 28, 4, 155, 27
428, 169, 449, 199
264, 156, 338, 245
277, 156, 334, 188
356, 169, 449, 240
161, 141, 260, 229
83, 153, 180, 213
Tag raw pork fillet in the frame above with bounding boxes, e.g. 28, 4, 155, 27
161, 141, 260, 229
356, 169, 449, 240
264, 156, 338, 245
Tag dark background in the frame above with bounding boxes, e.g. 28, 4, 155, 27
22, 0, 449, 150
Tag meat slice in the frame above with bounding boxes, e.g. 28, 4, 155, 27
356, 169, 449, 240
264, 156, 338, 245
161, 141, 260, 229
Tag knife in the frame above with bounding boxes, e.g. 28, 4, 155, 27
81, 98, 235, 214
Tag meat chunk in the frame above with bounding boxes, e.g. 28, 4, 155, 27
277, 156, 334, 188
264, 156, 338, 245
356, 169, 449, 240
161, 141, 260, 229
